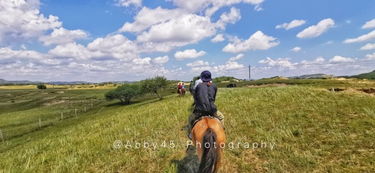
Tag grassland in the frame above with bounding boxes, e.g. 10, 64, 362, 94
0, 79, 374, 172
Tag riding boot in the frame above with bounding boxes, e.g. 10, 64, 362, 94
186, 112, 199, 140
215, 111, 225, 129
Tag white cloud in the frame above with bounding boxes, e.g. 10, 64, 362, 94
190, 61, 245, 74
116, 0, 142, 7
132, 57, 151, 65
228, 54, 244, 61
297, 18, 335, 39
276, 19, 306, 30
216, 7, 241, 29
0, 0, 62, 44
0, 47, 47, 60
175, 49, 206, 60
365, 53, 375, 60
152, 56, 169, 64
205, 0, 264, 16
40, 28, 88, 46
214, 61, 245, 71
137, 14, 215, 44
211, 34, 225, 42
360, 43, 375, 50
187, 60, 209, 67
259, 57, 296, 69
119, 7, 185, 33
87, 34, 138, 60
328, 56, 355, 63
362, 19, 375, 29
170, 0, 264, 16
223, 31, 279, 53
343, 30, 375, 44
49, 42, 92, 60
291, 47, 301, 52
0, 47, 61, 66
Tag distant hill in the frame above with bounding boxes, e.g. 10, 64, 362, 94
291, 74, 334, 79
351, 70, 375, 80
0, 79, 39, 85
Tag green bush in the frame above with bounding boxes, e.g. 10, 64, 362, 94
36, 84, 47, 90
105, 84, 141, 104
140, 76, 168, 99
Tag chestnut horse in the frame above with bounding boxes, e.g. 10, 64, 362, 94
178, 88, 186, 96
192, 117, 225, 173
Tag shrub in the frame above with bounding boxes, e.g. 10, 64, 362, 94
37, 84, 47, 90
105, 84, 141, 104
140, 76, 168, 99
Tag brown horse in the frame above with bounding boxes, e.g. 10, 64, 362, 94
192, 117, 225, 173
178, 88, 186, 96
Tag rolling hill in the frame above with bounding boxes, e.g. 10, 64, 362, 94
351, 70, 375, 80
0, 83, 374, 172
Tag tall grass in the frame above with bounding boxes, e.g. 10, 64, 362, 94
0, 84, 374, 172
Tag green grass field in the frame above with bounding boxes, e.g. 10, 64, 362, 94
0, 80, 374, 172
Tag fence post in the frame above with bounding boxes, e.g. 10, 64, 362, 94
75, 109, 78, 117
61, 112, 64, 120
0, 129, 4, 142
84, 106, 87, 112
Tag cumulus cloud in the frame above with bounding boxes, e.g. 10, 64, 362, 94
211, 34, 225, 42
40, 28, 88, 46
118, 7, 185, 33
360, 43, 375, 50
259, 57, 297, 69
87, 34, 138, 60
365, 53, 375, 60
276, 20, 306, 30
343, 30, 375, 44
214, 61, 245, 71
328, 56, 355, 63
291, 47, 301, 52
175, 49, 206, 60
137, 14, 215, 43
362, 18, 375, 29
228, 54, 244, 61
49, 42, 92, 60
132, 57, 151, 65
254, 55, 374, 79
187, 60, 209, 67
152, 56, 169, 64
223, 31, 279, 53
116, 0, 142, 7
297, 18, 335, 38
170, 0, 264, 16
0, 0, 62, 44
216, 7, 241, 29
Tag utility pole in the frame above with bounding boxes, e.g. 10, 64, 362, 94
248, 65, 251, 80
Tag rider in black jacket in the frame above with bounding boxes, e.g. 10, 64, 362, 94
187, 70, 224, 139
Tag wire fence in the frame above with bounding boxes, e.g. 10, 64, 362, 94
0, 98, 102, 142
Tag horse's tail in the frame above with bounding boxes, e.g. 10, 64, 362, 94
198, 128, 218, 173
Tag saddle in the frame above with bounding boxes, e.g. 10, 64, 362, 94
192, 115, 221, 129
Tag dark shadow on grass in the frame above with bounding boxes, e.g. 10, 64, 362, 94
105, 98, 161, 108
105, 94, 175, 108
171, 145, 200, 173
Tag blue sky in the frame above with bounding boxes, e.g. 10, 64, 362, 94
0, 0, 375, 82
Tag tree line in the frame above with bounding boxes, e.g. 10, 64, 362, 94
105, 76, 168, 104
